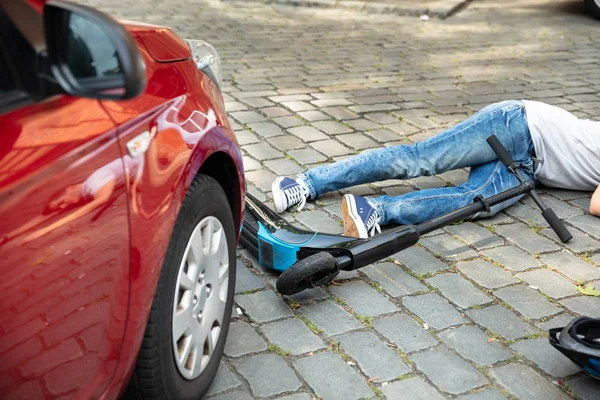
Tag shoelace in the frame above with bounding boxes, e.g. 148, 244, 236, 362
284, 183, 308, 212
366, 212, 381, 237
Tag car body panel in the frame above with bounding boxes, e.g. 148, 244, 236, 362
98, 46, 244, 398
0, 2, 244, 399
124, 22, 192, 63
0, 96, 130, 399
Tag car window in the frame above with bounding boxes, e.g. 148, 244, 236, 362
66, 13, 122, 80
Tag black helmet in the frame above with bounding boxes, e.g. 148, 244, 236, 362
549, 316, 600, 380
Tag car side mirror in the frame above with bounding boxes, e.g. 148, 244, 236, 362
43, 1, 146, 100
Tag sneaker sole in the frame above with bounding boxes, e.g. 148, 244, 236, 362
271, 177, 287, 213
341, 195, 368, 239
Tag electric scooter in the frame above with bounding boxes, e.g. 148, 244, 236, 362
240, 135, 573, 295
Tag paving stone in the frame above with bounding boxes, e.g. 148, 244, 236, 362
260, 318, 325, 355
439, 325, 512, 366
235, 261, 266, 294
517, 269, 579, 299
322, 106, 360, 120
311, 120, 352, 135
235, 129, 260, 145
362, 262, 426, 297
410, 347, 488, 395
208, 390, 253, 400
205, 362, 241, 396
224, 322, 268, 357
392, 246, 449, 275
298, 300, 362, 337
345, 118, 381, 131
272, 394, 313, 400
287, 126, 328, 142
402, 293, 466, 330
264, 158, 303, 175
445, 223, 504, 250
336, 133, 378, 150
567, 214, 600, 239
235, 290, 294, 323
466, 305, 537, 340
225, 101, 248, 112
244, 142, 283, 161
245, 170, 277, 192
511, 338, 581, 378
560, 296, 600, 316
494, 285, 561, 319
566, 376, 600, 400
491, 364, 571, 400
457, 389, 508, 400
230, 110, 266, 123
292, 352, 373, 400
495, 223, 561, 253
267, 135, 305, 152
523, 194, 584, 219
420, 234, 478, 261
284, 286, 329, 304
233, 353, 301, 398
288, 148, 327, 164
240, 97, 274, 108
297, 110, 330, 121
536, 313, 576, 331
336, 331, 411, 383
365, 112, 399, 124
329, 280, 398, 317
481, 246, 543, 271
247, 122, 284, 138
373, 314, 437, 353
243, 156, 261, 171
364, 128, 402, 142
296, 210, 342, 234
541, 251, 600, 281
310, 139, 352, 157
505, 203, 549, 228
456, 259, 518, 289
381, 377, 445, 400
542, 226, 600, 254
426, 273, 492, 309
273, 116, 304, 128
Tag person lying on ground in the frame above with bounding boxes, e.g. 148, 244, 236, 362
271, 100, 600, 238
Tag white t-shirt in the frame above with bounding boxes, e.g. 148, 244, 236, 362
524, 100, 600, 191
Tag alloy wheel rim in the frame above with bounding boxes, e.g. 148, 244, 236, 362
172, 216, 229, 380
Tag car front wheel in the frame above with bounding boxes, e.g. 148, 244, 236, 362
126, 174, 236, 399
585, 0, 600, 19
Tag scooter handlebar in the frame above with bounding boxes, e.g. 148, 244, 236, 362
542, 208, 573, 243
486, 135, 515, 168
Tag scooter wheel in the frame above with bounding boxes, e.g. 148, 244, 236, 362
276, 252, 339, 296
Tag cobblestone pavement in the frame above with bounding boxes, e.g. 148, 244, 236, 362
88, 0, 599, 398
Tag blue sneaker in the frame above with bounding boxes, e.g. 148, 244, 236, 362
272, 177, 309, 213
341, 194, 381, 238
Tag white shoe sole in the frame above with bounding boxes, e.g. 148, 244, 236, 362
342, 194, 369, 239
272, 177, 287, 213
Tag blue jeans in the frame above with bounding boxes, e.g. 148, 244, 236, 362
298, 100, 536, 225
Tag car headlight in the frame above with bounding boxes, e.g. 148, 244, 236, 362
185, 40, 222, 90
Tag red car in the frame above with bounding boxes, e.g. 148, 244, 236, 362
0, 1, 244, 398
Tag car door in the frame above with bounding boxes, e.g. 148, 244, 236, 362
0, 4, 130, 399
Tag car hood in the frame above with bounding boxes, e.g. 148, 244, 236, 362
121, 20, 191, 62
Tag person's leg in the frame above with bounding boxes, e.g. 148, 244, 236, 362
371, 158, 535, 225
299, 100, 532, 199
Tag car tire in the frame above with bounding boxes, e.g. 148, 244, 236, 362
585, 0, 600, 19
125, 174, 236, 400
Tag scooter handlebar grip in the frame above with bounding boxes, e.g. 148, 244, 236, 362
541, 208, 573, 243
486, 135, 515, 168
